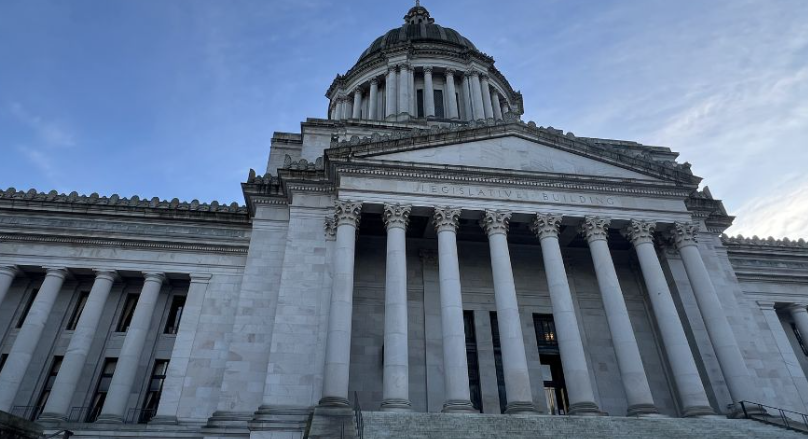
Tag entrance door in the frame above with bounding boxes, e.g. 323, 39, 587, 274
533, 314, 569, 415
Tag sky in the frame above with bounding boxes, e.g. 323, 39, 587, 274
0, 0, 806, 239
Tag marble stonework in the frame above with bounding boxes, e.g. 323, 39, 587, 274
1, 4, 807, 439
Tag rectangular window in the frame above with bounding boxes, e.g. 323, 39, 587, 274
416, 89, 424, 118
66, 291, 90, 330
433, 90, 445, 119
87, 358, 117, 422
489, 312, 507, 413
792, 323, 808, 356
16, 288, 38, 328
36, 356, 64, 416
116, 294, 139, 332
138, 360, 169, 423
164, 295, 186, 335
533, 314, 558, 350
463, 310, 483, 412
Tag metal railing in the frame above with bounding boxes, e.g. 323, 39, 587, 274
354, 391, 364, 439
68, 406, 100, 423
738, 400, 808, 432
42, 430, 74, 439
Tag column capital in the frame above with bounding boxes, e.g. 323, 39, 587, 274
480, 72, 489, 80
353, 88, 362, 95
0, 265, 19, 277
387, 66, 397, 74
93, 269, 119, 282
324, 216, 337, 241
398, 63, 411, 72
531, 213, 562, 239
370, 77, 379, 85
671, 222, 699, 249
445, 68, 456, 76
334, 200, 362, 227
580, 216, 611, 243
44, 267, 69, 279
480, 209, 511, 236
785, 303, 808, 314
464, 69, 475, 77
143, 272, 166, 284
383, 203, 412, 231
433, 207, 461, 233
623, 220, 656, 246
423, 66, 433, 73
419, 249, 438, 266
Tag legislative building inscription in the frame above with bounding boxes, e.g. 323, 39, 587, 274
413, 182, 618, 206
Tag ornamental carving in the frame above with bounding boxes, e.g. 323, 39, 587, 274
445, 68, 456, 76
580, 216, 611, 243
324, 216, 337, 240
530, 213, 562, 239
334, 200, 362, 227
622, 220, 656, 246
423, 66, 433, 73
480, 210, 511, 236
672, 222, 699, 249
433, 207, 461, 232
383, 203, 412, 230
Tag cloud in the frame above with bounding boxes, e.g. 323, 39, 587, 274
16, 145, 58, 184
727, 173, 808, 239
8, 102, 76, 148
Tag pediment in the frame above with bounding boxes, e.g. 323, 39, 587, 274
365, 136, 662, 181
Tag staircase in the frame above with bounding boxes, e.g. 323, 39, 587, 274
362, 411, 807, 439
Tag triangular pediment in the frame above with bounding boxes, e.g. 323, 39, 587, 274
365, 136, 661, 181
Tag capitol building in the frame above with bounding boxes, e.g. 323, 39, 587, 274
1, 4, 808, 439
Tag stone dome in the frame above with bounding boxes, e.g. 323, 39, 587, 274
356, 4, 478, 63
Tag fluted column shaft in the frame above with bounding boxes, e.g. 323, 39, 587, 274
470, 72, 485, 120
385, 68, 397, 119
790, 305, 808, 346
97, 273, 164, 423
369, 79, 378, 120
381, 204, 412, 411
481, 211, 537, 414
624, 220, 713, 417
445, 70, 459, 119
0, 267, 67, 412
581, 217, 657, 416
491, 89, 503, 120
40, 270, 117, 421
461, 73, 472, 121
673, 223, 760, 407
0, 265, 18, 309
320, 201, 362, 407
398, 65, 410, 117
352, 89, 362, 119
480, 74, 494, 119
531, 215, 600, 416
423, 67, 435, 118
433, 207, 476, 413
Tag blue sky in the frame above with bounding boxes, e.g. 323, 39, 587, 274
1, 0, 806, 238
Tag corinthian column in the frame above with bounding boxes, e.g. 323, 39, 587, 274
97, 272, 165, 423
672, 222, 761, 411
480, 210, 537, 414
480, 74, 494, 119
385, 67, 397, 120
369, 78, 378, 120
469, 71, 485, 120
461, 72, 472, 120
320, 200, 362, 407
491, 89, 503, 120
352, 88, 362, 119
423, 66, 435, 118
40, 270, 118, 422
531, 215, 600, 416
580, 217, 658, 416
0, 265, 18, 308
381, 204, 412, 411
789, 304, 808, 348
444, 69, 459, 119
0, 267, 67, 412
398, 64, 411, 117
433, 207, 476, 413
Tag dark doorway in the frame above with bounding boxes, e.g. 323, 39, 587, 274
533, 313, 569, 415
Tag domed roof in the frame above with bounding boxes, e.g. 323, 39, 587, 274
356, 4, 478, 63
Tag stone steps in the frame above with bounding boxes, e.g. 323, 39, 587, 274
361, 411, 807, 439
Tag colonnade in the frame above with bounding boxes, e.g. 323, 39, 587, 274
330, 65, 508, 122
318, 200, 766, 417
0, 268, 167, 423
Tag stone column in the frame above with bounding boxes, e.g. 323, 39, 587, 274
461, 72, 472, 121
501, 102, 510, 116
789, 304, 808, 346
97, 272, 165, 423
763, 302, 808, 407
530, 215, 600, 416
433, 207, 476, 413
580, 217, 658, 416
423, 66, 435, 118
385, 67, 397, 120
40, 270, 118, 422
0, 265, 18, 307
491, 89, 503, 120
352, 89, 362, 119
381, 204, 412, 411
409, 66, 416, 116
480, 210, 537, 414
444, 69, 459, 120
398, 64, 411, 117
480, 74, 494, 119
672, 222, 760, 409
320, 201, 362, 407
369, 78, 378, 120
0, 267, 67, 412
623, 220, 714, 417
469, 71, 485, 120
330, 101, 337, 120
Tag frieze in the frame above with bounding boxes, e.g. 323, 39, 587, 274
414, 182, 618, 206
0, 216, 248, 239
0, 233, 248, 254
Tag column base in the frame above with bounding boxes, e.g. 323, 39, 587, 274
682, 405, 717, 418
441, 400, 478, 413
250, 405, 313, 432
504, 401, 539, 415
568, 401, 603, 416
149, 415, 179, 425
94, 413, 124, 424
626, 403, 660, 417
318, 396, 350, 408
205, 410, 254, 428
380, 398, 412, 412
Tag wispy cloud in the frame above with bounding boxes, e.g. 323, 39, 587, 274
728, 173, 808, 239
8, 102, 76, 148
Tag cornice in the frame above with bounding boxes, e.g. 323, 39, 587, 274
0, 233, 249, 255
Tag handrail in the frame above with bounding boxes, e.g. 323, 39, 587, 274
353, 391, 364, 439
738, 400, 808, 432
42, 430, 73, 439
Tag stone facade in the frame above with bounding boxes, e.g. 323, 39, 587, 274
1, 4, 807, 439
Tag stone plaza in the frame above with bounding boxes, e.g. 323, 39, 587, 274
1, 3, 808, 439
